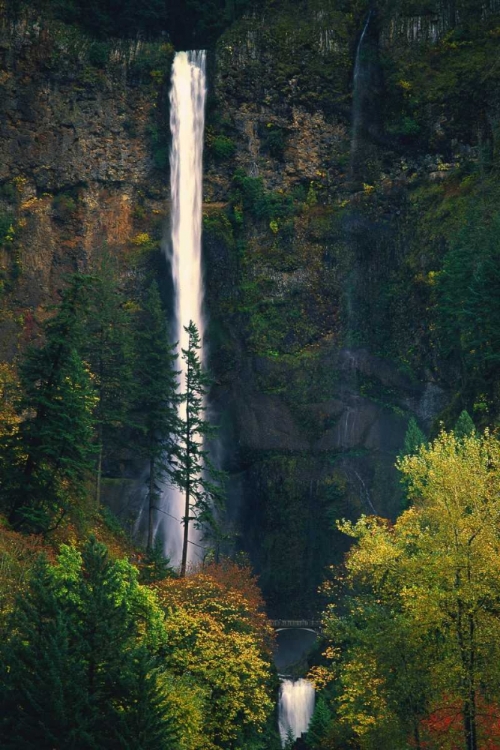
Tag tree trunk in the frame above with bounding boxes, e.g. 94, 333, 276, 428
463, 611, 477, 750
180, 479, 190, 578
95, 437, 103, 509
147, 458, 155, 551
463, 694, 477, 750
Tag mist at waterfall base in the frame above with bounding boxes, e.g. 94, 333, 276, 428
275, 629, 317, 745
157, 50, 207, 567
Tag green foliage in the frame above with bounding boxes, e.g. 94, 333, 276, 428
231, 168, 294, 222
306, 695, 334, 749
128, 43, 174, 83
0, 212, 15, 247
437, 208, 500, 394
140, 538, 174, 584
147, 122, 170, 171
210, 134, 236, 161
0, 537, 176, 749
0, 275, 96, 533
133, 283, 180, 550
262, 124, 287, 161
203, 210, 235, 248
402, 417, 426, 457
174, 322, 226, 576
52, 191, 78, 222
0, 182, 16, 202
87, 40, 110, 68
454, 409, 476, 439
83, 253, 135, 505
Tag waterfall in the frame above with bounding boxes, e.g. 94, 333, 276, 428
278, 679, 315, 746
160, 50, 207, 567
350, 10, 372, 172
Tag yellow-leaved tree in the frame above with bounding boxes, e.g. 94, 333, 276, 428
314, 429, 500, 750
155, 562, 275, 749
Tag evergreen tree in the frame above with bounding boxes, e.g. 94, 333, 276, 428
402, 417, 427, 457
399, 417, 427, 509
117, 647, 179, 750
174, 321, 226, 577
140, 537, 174, 584
134, 283, 180, 550
306, 695, 333, 749
454, 409, 476, 440
84, 254, 135, 507
0, 538, 175, 749
283, 727, 295, 749
0, 556, 88, 749
1, 275, 96, 533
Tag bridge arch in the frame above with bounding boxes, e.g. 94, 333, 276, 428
270, 619, 322, 634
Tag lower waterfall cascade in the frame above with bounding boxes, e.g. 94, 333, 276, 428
278, 679, 315, 746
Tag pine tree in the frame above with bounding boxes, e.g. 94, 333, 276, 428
306, 695, 333, 749
117, 647, 179, 750
1, 275, 96, 533
283, 727, 296, 749
174, 321, 226, 577
454, 409, 476, 440
399, 417, 427, 510
402, 417, 427, 457
134, 283, 180, 550
0, 556, 88, 749
140, 537, 174, 584
0, 538, 176, 749
84, 253, 135, 507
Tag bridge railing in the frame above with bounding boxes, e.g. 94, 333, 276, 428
270, 619, 322, 630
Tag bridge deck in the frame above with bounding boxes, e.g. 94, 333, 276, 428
270, 619, 322, 629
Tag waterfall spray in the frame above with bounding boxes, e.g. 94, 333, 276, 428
160, 50, 207, 567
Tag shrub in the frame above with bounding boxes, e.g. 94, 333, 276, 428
210, 135, 236, 160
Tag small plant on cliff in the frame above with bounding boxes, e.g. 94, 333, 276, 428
210, 134, 236, 161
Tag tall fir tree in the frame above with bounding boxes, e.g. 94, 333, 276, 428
84, 254, 135, 507
0, 556, 88, 749
174, 321, 226, 577
0, 538, 177, 749
134, 283, 180, 550
0, 275, 96, 533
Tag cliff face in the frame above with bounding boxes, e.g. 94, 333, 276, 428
203, 1, 500, 613
0, 16, 171, 357
1, 2, 499, 615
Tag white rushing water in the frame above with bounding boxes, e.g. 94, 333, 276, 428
160, 50, 207, 567
278, 679, 315, 746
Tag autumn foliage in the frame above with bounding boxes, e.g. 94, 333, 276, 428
313, 429, 500, 750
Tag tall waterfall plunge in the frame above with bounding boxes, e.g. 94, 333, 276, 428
160, 50, 207, 566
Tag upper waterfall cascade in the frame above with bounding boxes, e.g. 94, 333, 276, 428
159, 50, 207, 566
